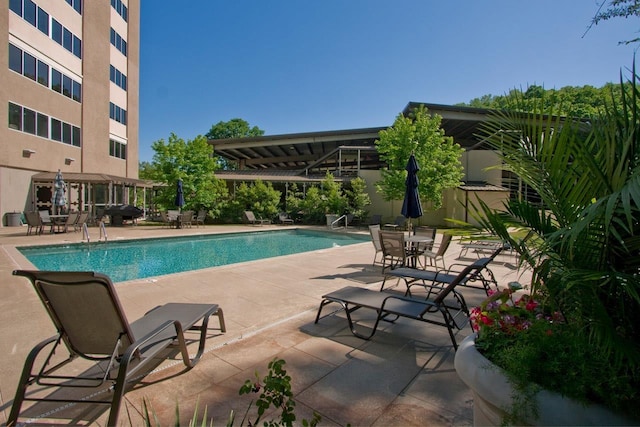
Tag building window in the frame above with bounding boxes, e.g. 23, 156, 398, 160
23, 52, 36, 81
51, 118, 62, 141
109, 102, 127, 125
109, 64, 128, 91
23, 0, 36, 26
37, 7, 48, 35
66, 0, 82, 14
9, 43, 81, 103
37, 112, 48, 138
9, 0, 22, 16
37, 60, 48, 86
73, 36, 82, 58
9, 103, 22, 130
8, 102, 80, 146
72, 126, 81, 147
111, 0, 128, 22
62, 75, 72, 97
110, 139, 127, 159
51, 69, 61, 93
52, 19, 62, 44
9, 44, 22, 74
23, 108, 36, 134
110, 28, 127, 56
72, 81, 81, 102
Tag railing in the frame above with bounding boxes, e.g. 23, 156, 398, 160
82, 222, 90, 243
330, 214, 349, 230
99, 221, 108, 242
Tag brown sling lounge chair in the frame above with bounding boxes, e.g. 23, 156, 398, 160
8, 270, 226, 427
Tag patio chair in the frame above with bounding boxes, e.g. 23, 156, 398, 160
244, 210, 270, 226
62, 211, 79, 233
38, 210, 54, 233
278, 212, 294, 225
24, 211, 43, 235
421, 233, 452, 270
180, 210, 194, 228
314, 260, 481, 349
74, 211, 90, 232
379, 230, 415, 271
368, 224, 383, 265
8, 270, 226, 427
194, 209, 207, 227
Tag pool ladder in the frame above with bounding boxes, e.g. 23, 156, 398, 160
330, 214, 349, 230
82, 221, 108, 243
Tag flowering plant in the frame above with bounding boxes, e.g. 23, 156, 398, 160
470, 283, 564, 338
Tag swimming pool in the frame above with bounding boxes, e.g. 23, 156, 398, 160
18, 229, 368, 283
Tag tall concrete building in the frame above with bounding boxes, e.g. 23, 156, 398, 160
0, 0, 140, 225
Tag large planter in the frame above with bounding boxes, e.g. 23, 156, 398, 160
325, 214, 339, 227
454, 334, 634, 426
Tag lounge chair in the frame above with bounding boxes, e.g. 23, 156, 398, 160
366, 214, 382, 226
24, 211, 42, 235
244, 210, 270, 226
278, 212, 294, 225
381, 246, 503, 296
383, 215, 407, 231
8, 270, 226, 426
314, 260, 481, 349
368, 224, 383, 265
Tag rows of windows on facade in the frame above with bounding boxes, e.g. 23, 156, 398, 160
8, 101, 127, 159
9, 0, 130, 160
10, 0, 82, 58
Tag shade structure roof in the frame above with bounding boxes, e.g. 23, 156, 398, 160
209, 103, 494, 180
31, 172, 153, 187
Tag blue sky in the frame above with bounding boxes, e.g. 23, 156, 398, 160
139, 1, 639, 162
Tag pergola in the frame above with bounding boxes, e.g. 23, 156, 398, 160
30, 172, 153, 219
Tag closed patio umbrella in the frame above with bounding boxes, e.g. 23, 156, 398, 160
52, 170, 67, 215
174, 179, 185, 211
401, 154, 423, 230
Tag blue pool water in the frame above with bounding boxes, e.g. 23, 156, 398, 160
18, 229, 368, 283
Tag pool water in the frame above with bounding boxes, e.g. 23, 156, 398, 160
18, 229, 368, 283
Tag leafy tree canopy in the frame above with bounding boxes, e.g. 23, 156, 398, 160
458, 83, 625, 118
205, 118, 265, 140
143, 133, 228, 216
375, 105, 464, 210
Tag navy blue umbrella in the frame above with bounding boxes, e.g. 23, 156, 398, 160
401, 154, 423, 227
174, 179, 185, 209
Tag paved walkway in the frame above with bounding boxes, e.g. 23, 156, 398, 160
0, 223, 529, 426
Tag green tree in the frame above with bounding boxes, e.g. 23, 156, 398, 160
375, 105, 464, 210
460, 84, 622, 118
148, 133, 228, 217
345, 177, 371, 221
590, 0, 640, 44
228, 180, 281, 222
205, 118, 265, 140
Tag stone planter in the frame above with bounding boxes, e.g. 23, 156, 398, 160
325, 214, 339, 227
454, 334, 634, 426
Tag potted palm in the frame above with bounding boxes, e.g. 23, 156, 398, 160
455, 69, 640, 425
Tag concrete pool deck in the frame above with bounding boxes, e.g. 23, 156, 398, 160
0, 223, 530, 426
